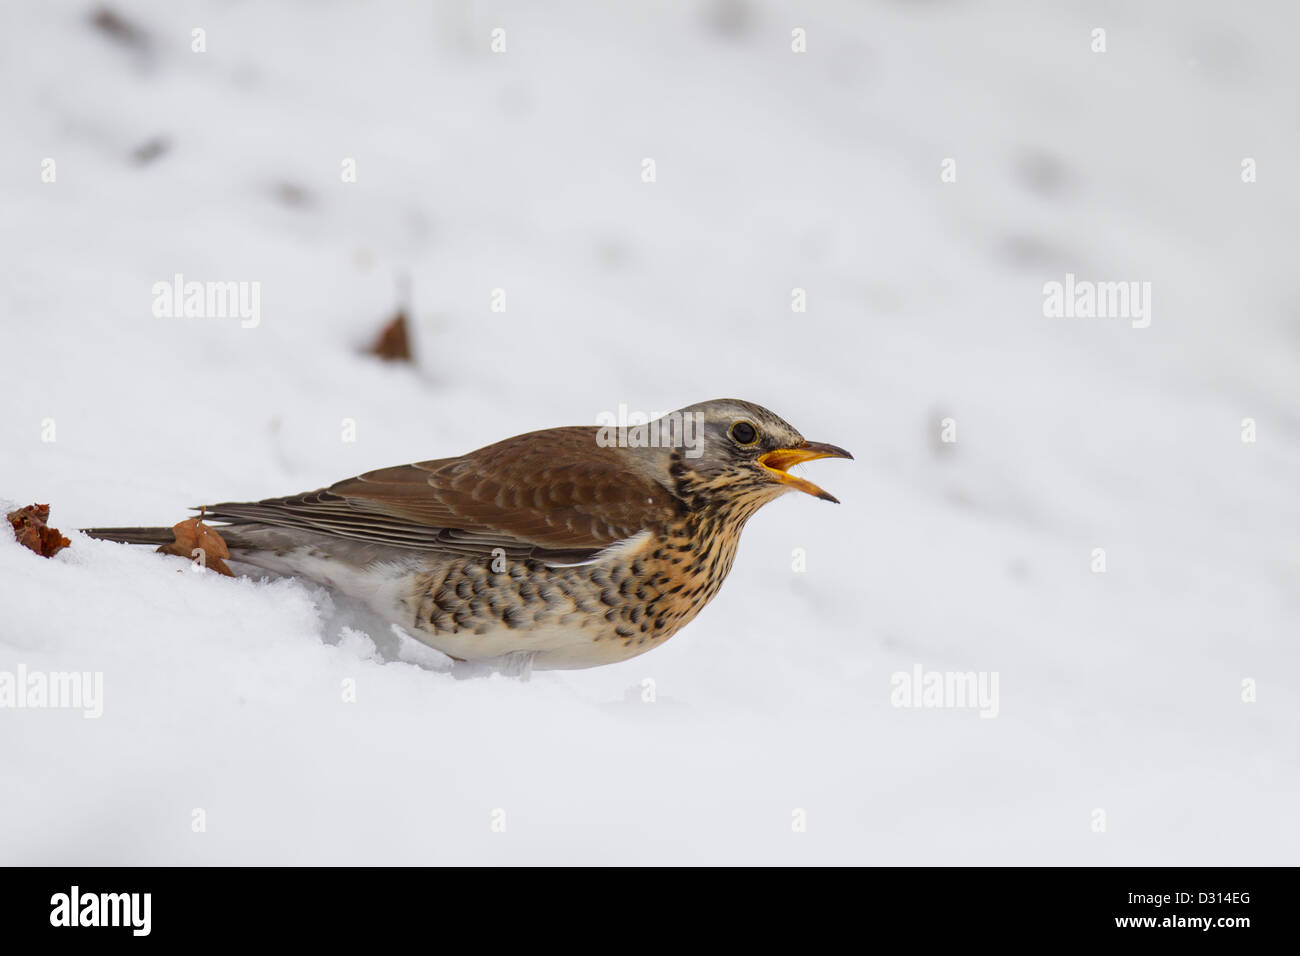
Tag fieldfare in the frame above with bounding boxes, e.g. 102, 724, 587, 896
86, 400, 851, 670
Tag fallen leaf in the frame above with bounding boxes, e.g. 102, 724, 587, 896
89, 6, 151, 53
157, 517, 234, 577
367, 310, 413, 362
7, 504, 71, 558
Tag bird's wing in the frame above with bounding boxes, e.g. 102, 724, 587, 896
201, 426, 680, 562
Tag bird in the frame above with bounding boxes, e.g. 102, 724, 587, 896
84, 399, 851, 671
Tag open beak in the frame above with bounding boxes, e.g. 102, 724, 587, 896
758, 441, 854, 503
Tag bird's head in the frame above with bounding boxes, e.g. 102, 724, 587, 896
634, 399, 852, 512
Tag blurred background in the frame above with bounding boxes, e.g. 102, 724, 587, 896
1, 0, 1297, 864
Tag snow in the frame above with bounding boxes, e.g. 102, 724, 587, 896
1, 0, 1297, 863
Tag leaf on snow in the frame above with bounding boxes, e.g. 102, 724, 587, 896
157, 517, 234, 577
367, 310, 413, 362
6, 503, 71, 558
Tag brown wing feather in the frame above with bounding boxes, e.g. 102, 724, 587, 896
203, 426, 679, 558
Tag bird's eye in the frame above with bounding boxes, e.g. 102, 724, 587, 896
729, 420, 759, 445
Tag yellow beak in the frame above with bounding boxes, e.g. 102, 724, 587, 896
757, 441, 853, 503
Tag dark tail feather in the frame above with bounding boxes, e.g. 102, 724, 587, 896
81, 526, 175, 546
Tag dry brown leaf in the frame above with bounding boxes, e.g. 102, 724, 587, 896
90, 6, 150, 52
367, 310, 413, 362
7, 504, 71, 558
157, 517, 234, 577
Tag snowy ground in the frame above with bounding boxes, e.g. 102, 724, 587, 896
2, 0, 1298, 864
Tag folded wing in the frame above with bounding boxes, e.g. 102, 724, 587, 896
201, 426, 679, 564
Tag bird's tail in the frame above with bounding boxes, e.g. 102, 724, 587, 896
80, 526, 177, 546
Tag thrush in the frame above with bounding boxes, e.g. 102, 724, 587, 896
85, 399, 851, 671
